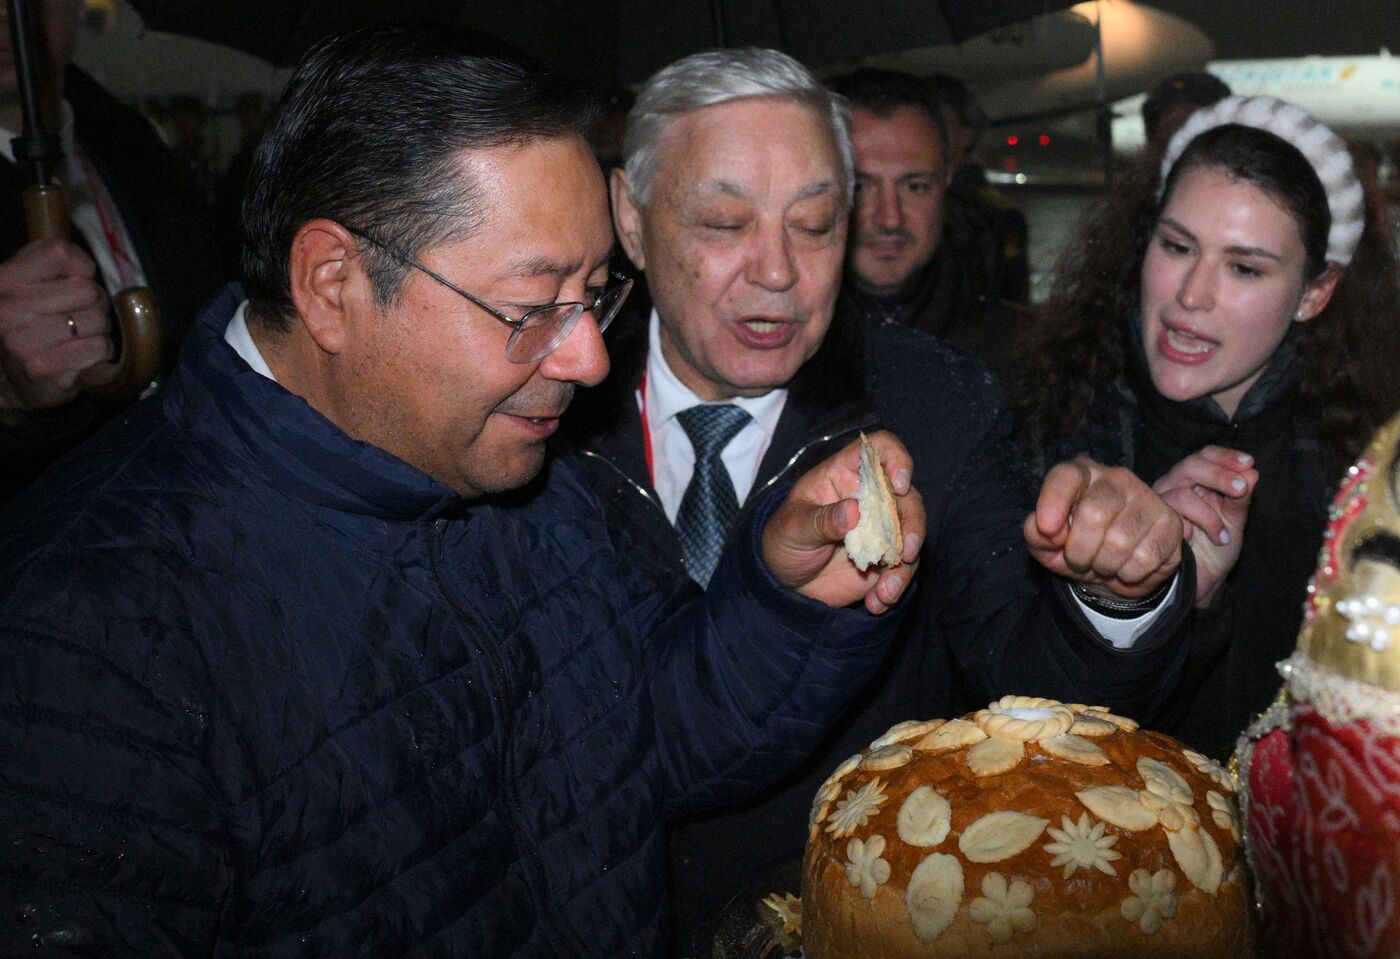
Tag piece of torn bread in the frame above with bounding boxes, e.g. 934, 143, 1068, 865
843, 432, 903, 571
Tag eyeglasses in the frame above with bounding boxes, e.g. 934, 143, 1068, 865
344, 225, 633, 363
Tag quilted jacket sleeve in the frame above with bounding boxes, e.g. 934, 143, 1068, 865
621, 487, 904, 819
924, 397, 1193, 722
0, 617, 231, 956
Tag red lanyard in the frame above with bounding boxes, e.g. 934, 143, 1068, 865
638, 367, 656, 483
72, 145, 140, 289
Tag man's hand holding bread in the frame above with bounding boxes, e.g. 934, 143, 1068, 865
762, 430, 922, 616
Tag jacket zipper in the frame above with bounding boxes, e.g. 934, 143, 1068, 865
427, 517, 584, 958
579, 414, 879, 541
748, 417, 879, 505
577, 448, 665, 513
429, 518, 515, 741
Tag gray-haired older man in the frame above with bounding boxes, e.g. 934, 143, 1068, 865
564, 47, 1200, 950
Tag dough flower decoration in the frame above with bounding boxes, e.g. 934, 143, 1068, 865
871, 718, 946, 749
1064, 702, 1140, 736
809, 753, 864, 837
760, 892, 802, 953
1182, 749, 1236, 793
1043, 812, 1122, 878
968, 871, 1037, 944
845, 834, 892, 899
1207, 790, 1241, 841
952, 695, 1120, 776
1077, 757, 1224, 894
761, 892, 802, 936
1138, 758, 1198, 830
1121, 868, 1179, 934
827, 778, 889, 838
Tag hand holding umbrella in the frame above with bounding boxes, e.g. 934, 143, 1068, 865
1, 0, 159, 407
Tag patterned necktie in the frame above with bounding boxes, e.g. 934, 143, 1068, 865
675, 404, 752, 587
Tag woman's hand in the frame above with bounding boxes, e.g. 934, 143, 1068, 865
1152, 446, 1258, 608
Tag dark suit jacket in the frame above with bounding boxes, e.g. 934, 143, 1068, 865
562, 299, 1196, 952
0, 68, 223, 499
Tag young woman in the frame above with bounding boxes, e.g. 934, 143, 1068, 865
1013, 96, 1400, 760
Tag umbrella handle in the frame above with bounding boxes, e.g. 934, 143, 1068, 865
77, 287, 162, 399
23, 183, 164, 400
23, 182, 67, 240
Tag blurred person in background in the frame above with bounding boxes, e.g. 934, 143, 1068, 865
1141, 69, 1232, 154
926, 69, 1030, 305
829, 68, 1026, 380
213, 90, 272, 278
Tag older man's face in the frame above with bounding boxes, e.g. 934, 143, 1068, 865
848, 106, 949, 297
614, 97, 846, 400
333, 136, 614, 497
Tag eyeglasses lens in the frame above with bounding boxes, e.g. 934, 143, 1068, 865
504, 280, 632, 363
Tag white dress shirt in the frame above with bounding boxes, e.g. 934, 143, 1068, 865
224, 301, 277, 381
642, 311, 786, 524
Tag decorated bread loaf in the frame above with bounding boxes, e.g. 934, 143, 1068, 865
801, 697, 1254, 958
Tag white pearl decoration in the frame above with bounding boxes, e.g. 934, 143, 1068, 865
1336, 594, 1400, 652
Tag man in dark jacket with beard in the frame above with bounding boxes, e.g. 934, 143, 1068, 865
0, 27, 928, 958
562, 48, 1198, 952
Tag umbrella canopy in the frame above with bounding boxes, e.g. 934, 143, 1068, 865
124, 0, 1078, 86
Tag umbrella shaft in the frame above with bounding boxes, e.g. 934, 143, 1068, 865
6, 0, 60, 187
24, 184, 68, 241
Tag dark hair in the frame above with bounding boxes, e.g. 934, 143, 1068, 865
826, 68, 949, 153
241, 25, 596, 331
1170, 125, 1331, 278
1012, 123, 1400, 462
924, 72, 985, 132
1142, 71, 1231, 144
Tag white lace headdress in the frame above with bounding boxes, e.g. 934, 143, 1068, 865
1159, 95, 1365, 266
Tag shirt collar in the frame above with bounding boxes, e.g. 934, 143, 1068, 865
224, 300, 279, 381
644, 309, 787, 436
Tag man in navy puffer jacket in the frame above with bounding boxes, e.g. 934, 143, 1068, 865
0, 27, 925, 958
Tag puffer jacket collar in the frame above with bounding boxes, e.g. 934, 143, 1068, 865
161, 284, 460, 521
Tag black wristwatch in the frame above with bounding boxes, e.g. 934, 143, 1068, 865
1069, 576, 1174, 619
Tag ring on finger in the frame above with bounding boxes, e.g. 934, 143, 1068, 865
66, 315, 78, 338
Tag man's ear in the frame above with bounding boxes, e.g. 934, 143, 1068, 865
611, 168, 647, 270
287, 219, 362, 354
1295, 264, 1342, 323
